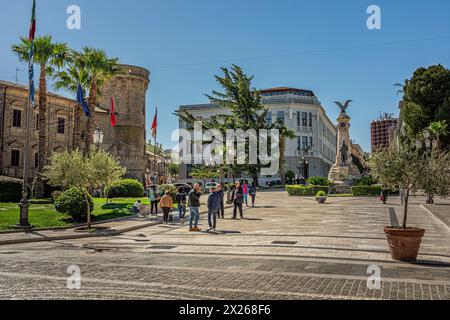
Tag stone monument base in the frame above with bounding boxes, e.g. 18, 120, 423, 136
328, 165, 362, 194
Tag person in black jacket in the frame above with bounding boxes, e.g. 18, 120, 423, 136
176, 187, 187, 224
231, 181, 244, 219
188, 183, 202, 232
217, 184, 225, 219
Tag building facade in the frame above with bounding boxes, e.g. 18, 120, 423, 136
370, 114, 399, 151
178, 87, 338, 182
0, 64, 150, 184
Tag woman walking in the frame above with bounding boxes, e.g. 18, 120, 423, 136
160, 190, 174, 224
243, 182, 249, 207
147, 185, 160, 215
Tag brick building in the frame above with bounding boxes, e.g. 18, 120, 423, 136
370, 115, 399, 151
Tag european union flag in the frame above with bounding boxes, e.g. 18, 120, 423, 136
76, 83, 91, 117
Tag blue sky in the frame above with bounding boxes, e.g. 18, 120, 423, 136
1, 0, 450, 152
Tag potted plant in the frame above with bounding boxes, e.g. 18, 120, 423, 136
369, 144, 450, 261
315, 191, 328, 204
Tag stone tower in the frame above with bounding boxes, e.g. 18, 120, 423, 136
96, 64, 150, 183
328, 108, 360, 184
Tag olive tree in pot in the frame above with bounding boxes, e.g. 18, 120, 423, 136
369, 144, 450, 261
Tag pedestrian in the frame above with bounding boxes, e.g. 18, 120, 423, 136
207, 186, 221, 232
232, 181, 244, 219
217, 184, 225, 219
132, 200, 142, 215
243, 182, 249, 207
249, 182, 256, 208
176, 187, 187, 224
188, 183, 202, 232
381, 188, 389, 205
147, 185, 160, 215
160, 190, 173, 224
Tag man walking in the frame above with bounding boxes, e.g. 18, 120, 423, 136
176, 187, 187, 224
232, 181, 244, 220
207, 186, 221, 232
249, 182, 257, 208
217, 184, 225, 219
188, 183, 202, 232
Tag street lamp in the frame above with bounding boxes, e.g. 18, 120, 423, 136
93, 128, 104, 146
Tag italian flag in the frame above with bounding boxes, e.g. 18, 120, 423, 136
29, 0, 36, 41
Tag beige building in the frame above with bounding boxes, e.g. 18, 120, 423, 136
0, 64, 150, 185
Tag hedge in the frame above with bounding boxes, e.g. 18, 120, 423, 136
0, 176, 23, 202
352, 186, 382, 196
105, 179, 145, 198
286, 185, 329, 196
54, 188, 94, 220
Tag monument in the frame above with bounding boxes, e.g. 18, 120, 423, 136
328, 100, 361, 191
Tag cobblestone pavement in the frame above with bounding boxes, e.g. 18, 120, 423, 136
0, 193, 449, 300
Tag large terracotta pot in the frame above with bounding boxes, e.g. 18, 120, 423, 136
384, 227, 425, 262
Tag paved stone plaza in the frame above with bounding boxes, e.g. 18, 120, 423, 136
0, 192, 449, 300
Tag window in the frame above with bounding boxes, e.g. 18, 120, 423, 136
277, 111, 285, 124
266, 113, 272, 126
310, 137, 314, 147
302, 136, 308, 150
57, 118, 65, 134
297, 112, 301, 127
302, 112, 308, 127
35, 114, 39, 130
309, 113, 313, 128
297, 137, 302, 151
34, 153, 38, 168
12, 109, 21, 128
11, 150, 20, 167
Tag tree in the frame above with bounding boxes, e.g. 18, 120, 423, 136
12, 35, 70, 198
43, 147, 125, 229
168, 163, 179, 182
276, 123, 296, 187
190, 166, 219, 187
369, 143, 450, 229
53, 50, 91, 149
427, 121, 448, 151
401, 65, 450, 148
285, 170, 296, 185
74, 48, 119, 154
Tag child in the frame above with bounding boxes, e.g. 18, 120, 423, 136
176, 187, 187, 224
160, 191, 174, 224
133, 200, 142, 215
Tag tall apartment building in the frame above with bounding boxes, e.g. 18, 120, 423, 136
178, 87, 337, 183
370, 114, 399, 151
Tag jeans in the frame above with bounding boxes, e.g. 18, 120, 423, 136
189, 206, 200, 229
162, 207, 171, 222
218, 201, 225, 218
208, 209, 219, 229
250, 194, 256, 207
178, 205, 186, 220
233, 202, 243, 219
244, 194, 248, 206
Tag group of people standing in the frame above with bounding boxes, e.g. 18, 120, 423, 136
139, 181, 257, 233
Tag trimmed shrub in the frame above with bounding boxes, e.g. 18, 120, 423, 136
54, 188, 94, 220
105, 179, 145, 198
307, 176, 333, 187
352, 186, 382, 196
316, 191, 327, 197
0, 176, 23, 202
286, 185, 329, 196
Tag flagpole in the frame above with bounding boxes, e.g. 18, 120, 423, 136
154, 107, 158, 184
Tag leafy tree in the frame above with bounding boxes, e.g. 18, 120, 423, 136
168, 163, 179, 181
427, 120, 448, 151
74, 48, 119, 154
190, 166, 220, 187
12, 36, 70, 198
285, 170, 296, 185
43, 147, 125, 229
401, 65, 450, 148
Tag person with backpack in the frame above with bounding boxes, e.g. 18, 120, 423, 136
176, 187, 187, 224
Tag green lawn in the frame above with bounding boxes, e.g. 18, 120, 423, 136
0, 197, 150, 230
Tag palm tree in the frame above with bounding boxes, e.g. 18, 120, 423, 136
275, 122, 296, 187
428, 120, 448, 151
53, 51, 91, 150
74, 47, 119, 154
12, 35, 70, 198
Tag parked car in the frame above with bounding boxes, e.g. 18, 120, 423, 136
174, 183, 192, 193
266, 180, 282, 187
204, 182, 218, 193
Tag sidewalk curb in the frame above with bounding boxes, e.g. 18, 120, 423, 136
420, 204, 450, 234
0, 205, 236, 246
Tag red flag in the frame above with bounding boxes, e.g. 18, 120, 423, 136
151, 108, 158, 139
110, 97, 117, 127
